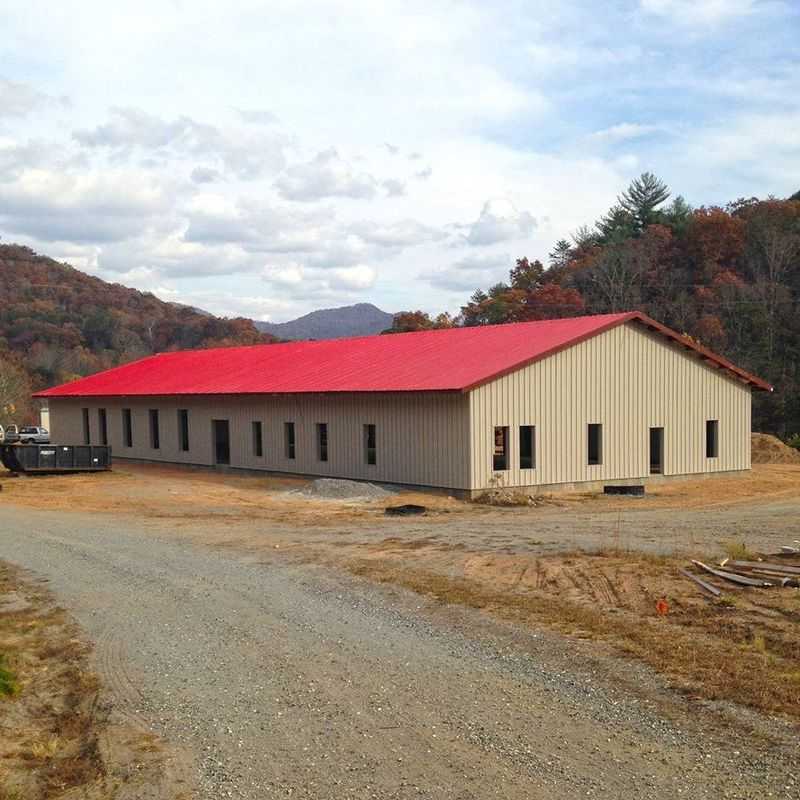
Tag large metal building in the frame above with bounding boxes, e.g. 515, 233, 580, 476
36, 312, 771, 497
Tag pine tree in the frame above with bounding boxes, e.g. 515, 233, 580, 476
548, 239, 573, 269
618, 172, 670, 231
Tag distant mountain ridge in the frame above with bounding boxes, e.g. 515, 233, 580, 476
255, 303, 394, 340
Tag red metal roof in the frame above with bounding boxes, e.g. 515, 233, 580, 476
34, 311, 772, 398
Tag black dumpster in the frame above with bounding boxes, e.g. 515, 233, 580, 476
0, 444, 112, 474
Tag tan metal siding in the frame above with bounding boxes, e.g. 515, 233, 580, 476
468, 322, 752, 490
48, 393, 472, 490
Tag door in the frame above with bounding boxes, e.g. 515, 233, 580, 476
213, 420, 230, 465
649, 427, 664, 474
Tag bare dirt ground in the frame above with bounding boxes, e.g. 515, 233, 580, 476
0, 560, 191, 800
1, 461, 800, 797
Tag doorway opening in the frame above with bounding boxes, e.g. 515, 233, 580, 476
213, 419, 230, 465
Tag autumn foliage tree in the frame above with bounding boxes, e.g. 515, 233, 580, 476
0, 352, 33, 425
0, 244, 274, 398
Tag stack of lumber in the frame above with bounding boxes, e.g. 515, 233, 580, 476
679, 545, 800, 596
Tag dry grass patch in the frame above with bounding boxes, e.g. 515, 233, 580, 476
0, 563, 106, 798
0, 562, 184, 799
346, 547, 800, 720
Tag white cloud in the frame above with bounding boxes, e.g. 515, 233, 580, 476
527, 43, 643, 73
0, 168, 173, 243
330, 264, 377, 290
590, 122, 661, 142
275, 148, 379, 201
74, 106, 287, 179
460, 199, 537, 246
190, 166, 222, 183
235, 108, 279, 125
0, 78, 67, 117
639, 0, 756, 25
349, 219, 446, 247
428, 252, 510, 291
263, 263, 305, 285
682, 110, 800, 192
382, 178, 406, 197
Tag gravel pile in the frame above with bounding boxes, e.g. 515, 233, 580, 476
298, 477, 395, 500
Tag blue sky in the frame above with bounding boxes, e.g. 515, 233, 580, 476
1, 0, 798, 321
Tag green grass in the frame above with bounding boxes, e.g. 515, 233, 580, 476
0, 654, 19, 697
721, 540, 757, 561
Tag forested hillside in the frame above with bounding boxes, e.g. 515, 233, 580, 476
390, 175, 800, 436
0, 244, 271, 423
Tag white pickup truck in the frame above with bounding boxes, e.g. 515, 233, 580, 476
18, 426, 50, 444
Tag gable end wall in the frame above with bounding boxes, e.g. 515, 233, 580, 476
467, 322, 752, 490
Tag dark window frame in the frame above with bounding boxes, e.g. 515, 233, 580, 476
587, 423, 603, 466
317, 422, 328, 462
252, 420, 263, 458
178, 409, 190, 452
122, 408, 133, 448
98, 408, 108, 446
493, 426, 509, 471
149, 409, 160, 450
364, 423, 376, 466
649, 426, 664, 474
706, 419, 719, 458
519, 425, 536, 470
284, 422, 296, 460
81, 407, 90, 445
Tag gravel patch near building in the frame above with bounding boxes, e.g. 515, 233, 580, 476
2, 507, 797, 800
297, 477, 396, 500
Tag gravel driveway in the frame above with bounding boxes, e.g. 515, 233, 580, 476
2, 507, 797, 799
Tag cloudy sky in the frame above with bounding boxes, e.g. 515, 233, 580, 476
1, 0, 798, 322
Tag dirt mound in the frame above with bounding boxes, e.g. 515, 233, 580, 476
298, 478, 395, 500
473, 489, 555, 507
751, 433, 800, 464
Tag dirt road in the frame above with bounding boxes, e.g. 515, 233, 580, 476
3, 506, 797, 799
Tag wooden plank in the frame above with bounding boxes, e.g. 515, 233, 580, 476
725, 560, 800, 576
750, 571, 800, 588
691, 560, 773, 588
678, 568, 722, 597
